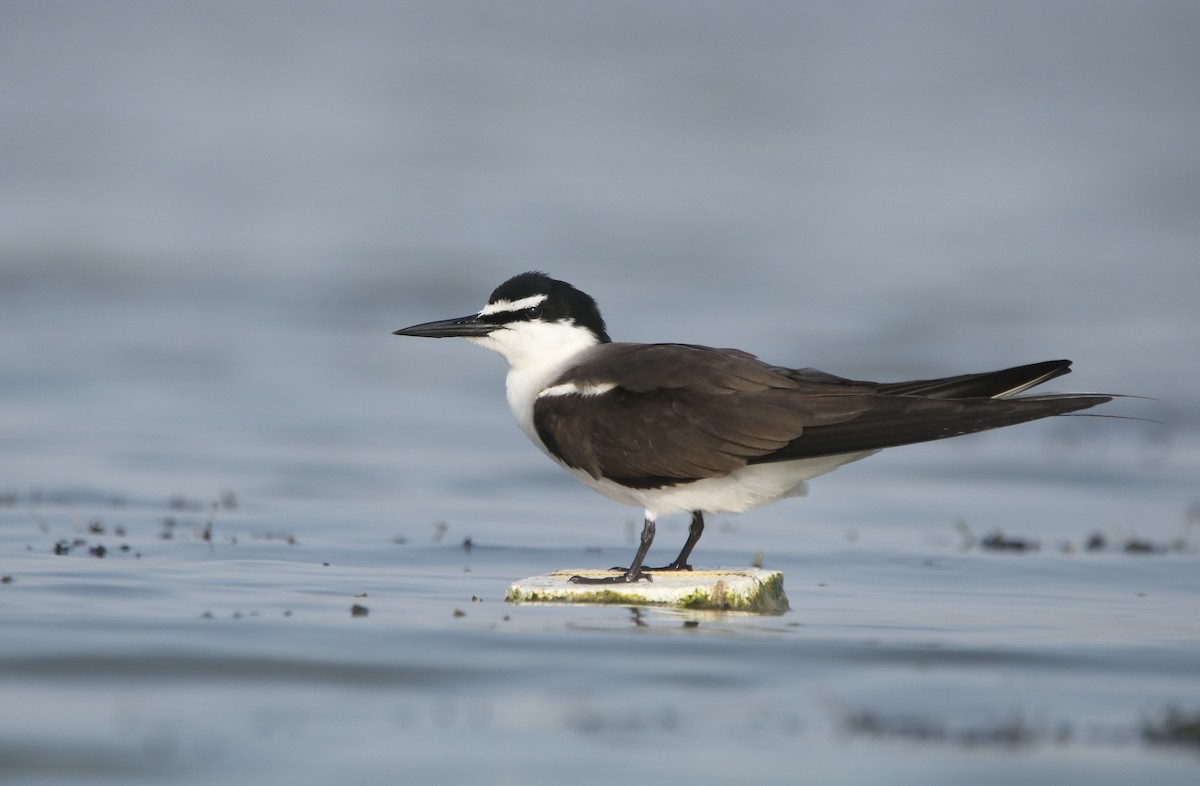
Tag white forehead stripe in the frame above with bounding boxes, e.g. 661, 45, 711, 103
479, 294, 548, 316
537, 381, 618, 399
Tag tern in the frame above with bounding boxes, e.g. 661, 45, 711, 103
393, 272, 1110, 584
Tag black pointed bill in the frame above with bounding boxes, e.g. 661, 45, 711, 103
392, 313, 497, 338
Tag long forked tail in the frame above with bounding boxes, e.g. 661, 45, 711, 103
875, 359, 1073, 399
753, 360, 1112, 463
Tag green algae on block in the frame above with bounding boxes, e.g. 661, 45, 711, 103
505, 568, 789, 614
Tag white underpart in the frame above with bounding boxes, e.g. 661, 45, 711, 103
558, 450, 878, 517
463, 317, 875, 521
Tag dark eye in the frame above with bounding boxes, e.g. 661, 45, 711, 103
526, 305, 543, 319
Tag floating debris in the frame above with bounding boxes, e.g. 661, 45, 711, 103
979, 531, 1039, 552
168, 493, 203, 511
507, 568, 789, 613
1123, 538, 1166, 554
200, 502, 217, 542
842, 708, 1041, 748
350, 604, 369, 617
1142, 706, 1200, 750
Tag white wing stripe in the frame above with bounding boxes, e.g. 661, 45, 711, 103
537, 381, 618, 399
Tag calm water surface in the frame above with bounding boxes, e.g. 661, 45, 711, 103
2, 3, 1199, 783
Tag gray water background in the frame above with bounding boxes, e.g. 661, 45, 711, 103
2, 2, 1199, 783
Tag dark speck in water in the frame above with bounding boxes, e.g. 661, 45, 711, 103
1142, 707, 1200, 750
980, 532, 1039, 552
1124, 538, 1165, 554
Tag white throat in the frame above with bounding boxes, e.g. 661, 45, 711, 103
466, 320, 602, 451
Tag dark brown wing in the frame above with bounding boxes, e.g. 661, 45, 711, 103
532, 344, 874, 488
532, 345, 1110, 487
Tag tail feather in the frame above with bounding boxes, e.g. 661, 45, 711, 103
875, 360, 1073, 399
751, 391, 1111, 464
752, 359, 1110, 465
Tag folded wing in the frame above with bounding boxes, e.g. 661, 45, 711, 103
532, 345, 1110, 488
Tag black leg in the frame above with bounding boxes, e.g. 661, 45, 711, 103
647, 510, 704, 571
570, 516, 656, 584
